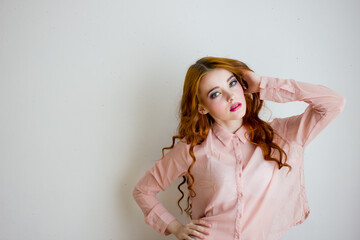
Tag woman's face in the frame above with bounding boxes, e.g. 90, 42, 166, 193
198, 68, 246, 129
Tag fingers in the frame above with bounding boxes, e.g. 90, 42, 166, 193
177, 219, 212, 240
182, 235, 194, 240
191, 219, 212, 228
184, 220, 212, 239
185, 230, 207, 239
183, 235, 195, 240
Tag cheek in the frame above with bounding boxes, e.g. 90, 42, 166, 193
237, 89, 246, 101
205, 99, 227, 113
236, 87, 245, 96
236, 89, 247, 110
209, 101, 226, 111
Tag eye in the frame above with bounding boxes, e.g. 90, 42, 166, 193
210, 91, 220, 99
229, 79, 238, 87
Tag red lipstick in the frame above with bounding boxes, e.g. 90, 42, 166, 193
230, 102, 242, 112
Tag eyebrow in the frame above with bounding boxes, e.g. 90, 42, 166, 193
207, 74, 235, 96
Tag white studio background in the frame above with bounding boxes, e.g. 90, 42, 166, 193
0, 0, 359, 239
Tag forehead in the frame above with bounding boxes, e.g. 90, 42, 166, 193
199, 68, 233, 90
202, 68, 233, 83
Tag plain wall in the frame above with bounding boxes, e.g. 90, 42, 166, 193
0, 0, 359, 239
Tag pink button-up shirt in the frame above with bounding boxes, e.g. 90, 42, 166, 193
132, 76, 346, 240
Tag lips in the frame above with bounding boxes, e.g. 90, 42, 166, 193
230, 102, 242, 112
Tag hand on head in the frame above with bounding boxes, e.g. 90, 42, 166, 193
241, 70, 261, 94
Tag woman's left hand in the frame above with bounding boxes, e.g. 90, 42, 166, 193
241, 70, 261, 94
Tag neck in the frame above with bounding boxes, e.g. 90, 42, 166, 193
215, 119, 243, 133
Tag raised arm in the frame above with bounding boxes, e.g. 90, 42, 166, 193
132, 139, 191, 235
258, 76, 346, 147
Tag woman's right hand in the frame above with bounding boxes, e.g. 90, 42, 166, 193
173, 219, 212, 240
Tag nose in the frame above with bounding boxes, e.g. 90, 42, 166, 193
227, 94, 235, 103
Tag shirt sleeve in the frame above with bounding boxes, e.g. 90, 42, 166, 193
259, 76, 346, 147
132, 139, 192, 235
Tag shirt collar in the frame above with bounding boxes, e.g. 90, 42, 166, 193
212, 122, 248, 146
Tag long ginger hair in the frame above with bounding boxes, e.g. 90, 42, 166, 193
161, 56, 292, 219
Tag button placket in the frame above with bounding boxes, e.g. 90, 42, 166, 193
233, 137, 244, 239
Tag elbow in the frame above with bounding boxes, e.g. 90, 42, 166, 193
132, 184, 142, 202
326, 92, 346, 113
132, 182, 150, 204
339, 95, 346, 112
334, 94, 346, 113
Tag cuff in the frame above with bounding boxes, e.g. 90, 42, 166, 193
259, 76, 274, 100
259, 76, 296, 102
144, 203, 177, 236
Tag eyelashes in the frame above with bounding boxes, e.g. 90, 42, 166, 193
210, 92, 220, 99
209, 78, 238, 99
229, 79, 237, 87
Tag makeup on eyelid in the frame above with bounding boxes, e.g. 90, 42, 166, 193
209, 78, 238, 99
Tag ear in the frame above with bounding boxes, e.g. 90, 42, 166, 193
198, 104, 209, 115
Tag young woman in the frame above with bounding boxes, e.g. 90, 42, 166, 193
132, 56, 346, 240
